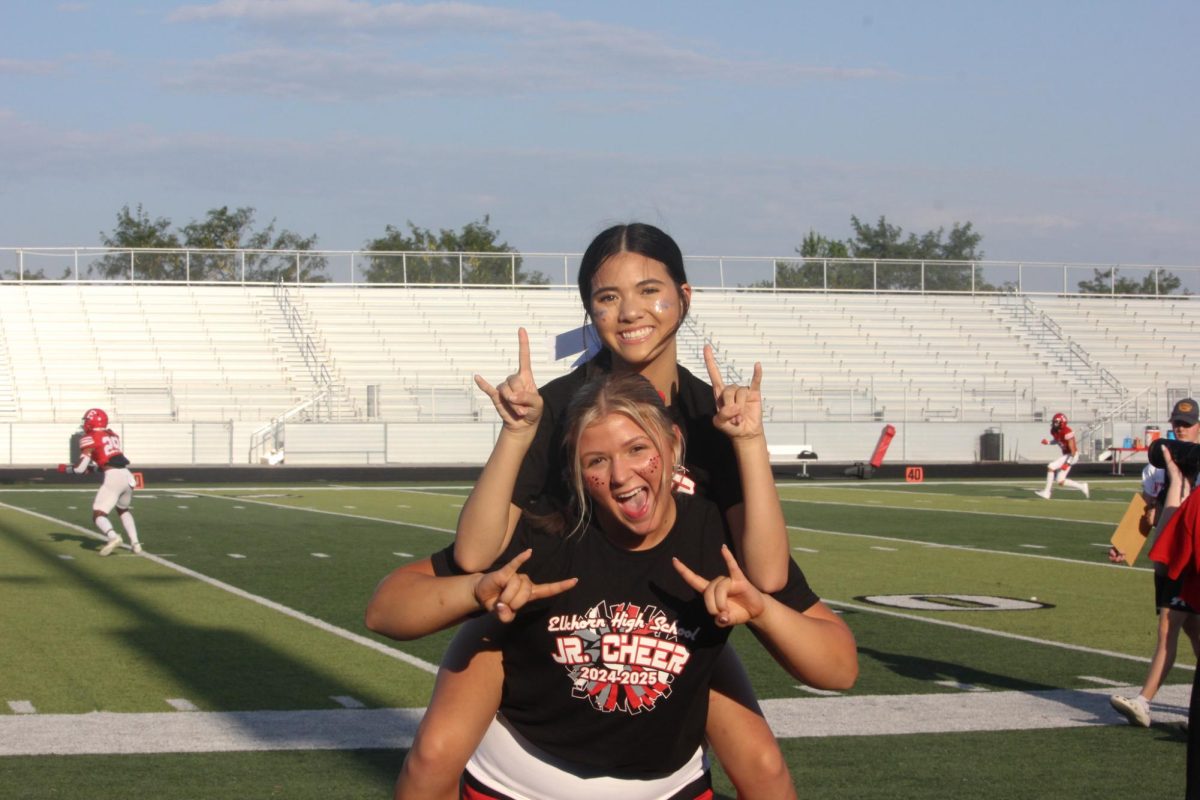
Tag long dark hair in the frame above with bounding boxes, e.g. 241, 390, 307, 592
577, 223, 692, 330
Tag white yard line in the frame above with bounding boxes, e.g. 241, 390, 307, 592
781, 496, 1115, 526
0, 500, 1163, 673
6, 492, 1185, 753
0, 685, 1188, 756
760, 683, 1190, 738
0, 502, 440, 677
827, 598, 1193, 670
789, 524, 1154, 572
186, 491, 456, 535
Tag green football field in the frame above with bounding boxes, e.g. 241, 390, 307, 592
0, 476, 1191, 799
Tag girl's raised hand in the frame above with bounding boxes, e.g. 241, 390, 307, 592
472, 549, 578, 623
703, 345, 763, 440
672, 545, 765, 628
474, 328, 543, 432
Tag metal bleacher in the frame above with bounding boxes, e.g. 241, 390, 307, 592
1, 285, 306, 422
687, 293, 1081, 423
0, 283, 1194, 427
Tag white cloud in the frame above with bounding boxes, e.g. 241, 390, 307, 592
162, 1, 898, 101
2, 111, 1196, 265
169, 0, 543, 34
0, 58, 62, 76
161, 47, 633, 100
987, 213, 1082, 232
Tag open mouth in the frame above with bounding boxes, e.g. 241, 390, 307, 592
614, 486, 651, 520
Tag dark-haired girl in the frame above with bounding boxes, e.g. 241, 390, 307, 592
367, 223, 856, 798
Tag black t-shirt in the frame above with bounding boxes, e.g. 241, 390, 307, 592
430, 496, 819, 777
511, 360, 744, 517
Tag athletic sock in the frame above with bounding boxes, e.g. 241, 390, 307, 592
1043, 474, 1054, 492
119, 510, 140, 545
95, 515, 117, 538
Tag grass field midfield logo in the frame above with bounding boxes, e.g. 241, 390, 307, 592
856, 594, 1054, 611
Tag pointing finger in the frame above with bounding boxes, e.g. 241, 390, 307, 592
531, 577, 579, 600
517, 327, 533, 380
497, 548, 533, 579
672, 557, 710, 592
474, 373, 499, 401
720, 544, 746, 581
750, 362, 763, 393
703, 345, 726, 395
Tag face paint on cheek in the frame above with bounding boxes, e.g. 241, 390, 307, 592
653, 299, 672, 315
637, 455, 663, 484
592, 308, 609, 323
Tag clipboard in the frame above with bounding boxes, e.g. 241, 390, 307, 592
1110, 493, 1152, 566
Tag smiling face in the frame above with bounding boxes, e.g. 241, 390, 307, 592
588, 252, 691, 376
577, 411, 678, 551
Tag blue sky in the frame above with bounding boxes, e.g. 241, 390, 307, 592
2, 1, 1197, 265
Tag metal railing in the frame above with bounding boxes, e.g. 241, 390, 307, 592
1013, 296, 1128, 400
273, 279, 335, 416
4, 246, 1200, 296
247, 389, 334, 463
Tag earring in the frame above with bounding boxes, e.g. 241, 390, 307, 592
671, 463, 695, 495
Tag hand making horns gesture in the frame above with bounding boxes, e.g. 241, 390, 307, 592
704, 344, 764, 440
474, 328, 543, 432
472, 549, 578, 623
672, 545, 765, 628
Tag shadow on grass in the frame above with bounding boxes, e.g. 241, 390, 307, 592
11, 524, 415, 789
858, 645, 1058, 692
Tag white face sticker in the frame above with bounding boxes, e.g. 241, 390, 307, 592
653, 298, 673, 314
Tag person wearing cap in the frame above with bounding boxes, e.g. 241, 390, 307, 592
1109, 398, 1200, 728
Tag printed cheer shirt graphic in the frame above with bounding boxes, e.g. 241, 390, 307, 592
549, 600, 697, 714
429, 493, 816, 776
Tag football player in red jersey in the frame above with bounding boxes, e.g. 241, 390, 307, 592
1035, 412, 1089, 500
58, 408, 143, 556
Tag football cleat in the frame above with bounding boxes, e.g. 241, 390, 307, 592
98, 537, 122, 557
131, 543, 143, 555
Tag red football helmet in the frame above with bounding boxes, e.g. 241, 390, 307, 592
1051, 412, 1067, 430
82, 408, 109, 432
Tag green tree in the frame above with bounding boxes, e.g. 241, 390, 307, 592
845, 215, 984, 291
770, 230, 850, 289
94, 204, 326, 282
95, 204, 185, 280
1077, 268, 1184, 296
181, 206, 327, 282
1, 262, 50, 280
362, 216, 544, 285
766, 216, 988, 291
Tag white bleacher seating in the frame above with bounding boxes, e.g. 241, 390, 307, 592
2, 283, 1195, 427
